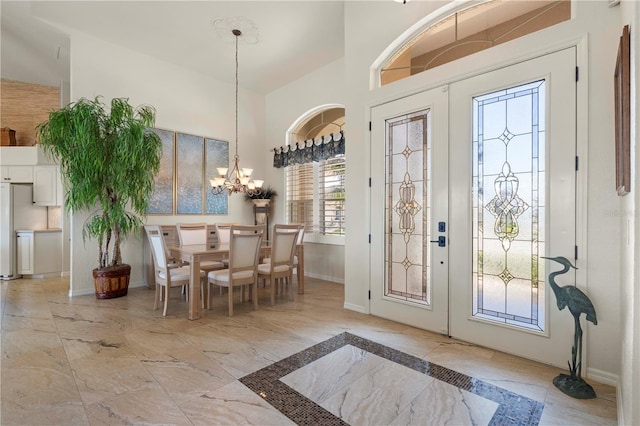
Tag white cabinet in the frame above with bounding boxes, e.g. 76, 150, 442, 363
16, 231, 34, 275
16, 230, 62, 275
1, 166, 33, 183
33, 166, 61, 206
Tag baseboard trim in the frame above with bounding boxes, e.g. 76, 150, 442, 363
586, 367, 618, 387
343, 302, 366, 314
129, 281, 148, 289
69, 287, 94, 297
304, 272, 344, 284
70, 281, 147, 297
21, 272, 64, 279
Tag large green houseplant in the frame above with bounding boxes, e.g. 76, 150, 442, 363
37, 97, 162, 299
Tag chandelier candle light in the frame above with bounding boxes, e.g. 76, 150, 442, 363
210, 24, 264, 196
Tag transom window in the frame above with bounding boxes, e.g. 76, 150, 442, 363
380, 0, 571, 86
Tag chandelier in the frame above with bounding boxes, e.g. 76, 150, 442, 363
210, 25, 264, 196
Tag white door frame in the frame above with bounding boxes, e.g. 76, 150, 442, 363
367, 36, 589, 370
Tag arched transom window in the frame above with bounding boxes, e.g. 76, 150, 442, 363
278, 107, 346, 241
380, 0, 571, 86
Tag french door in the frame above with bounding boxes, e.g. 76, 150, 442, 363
370, 86, 449, 334
370, 48, 577, 367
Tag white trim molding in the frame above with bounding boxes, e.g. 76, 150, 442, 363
586, 367, 619, 387
344, 302, 367, 314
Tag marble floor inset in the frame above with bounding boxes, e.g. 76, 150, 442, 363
242, 333, 539, 425
1, 276, 617, 425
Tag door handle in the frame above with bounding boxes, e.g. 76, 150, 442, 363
430, 236, 446, 247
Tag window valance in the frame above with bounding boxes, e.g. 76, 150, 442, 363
273, 131, 344, 168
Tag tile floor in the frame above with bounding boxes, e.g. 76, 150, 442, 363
1, 276, 617, 425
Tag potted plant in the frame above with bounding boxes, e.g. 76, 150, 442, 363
244, 185, 278, 207
36, 97, 162, 299
244, 186, 277, 235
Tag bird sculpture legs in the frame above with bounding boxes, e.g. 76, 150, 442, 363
553, 312, 596, 399
570, 313, 582, 379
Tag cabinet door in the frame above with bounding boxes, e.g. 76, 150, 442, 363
1, 166, 33, 183
17, 232, 34, 275
33, 232, 62, 274
33, 167, 58, 206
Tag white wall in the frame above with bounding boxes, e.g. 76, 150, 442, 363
68, 31, 265, 295
343, 0, 623, 379
619, 1, 639, 424
264, 58, 346, 283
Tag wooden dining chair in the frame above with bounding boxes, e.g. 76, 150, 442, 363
262, 224, 305, 291
214, 222, 238, 266
258, 224, 302, 305
145, 225, 206, 316
176, 222, 225, 272
207, 225, 264, 316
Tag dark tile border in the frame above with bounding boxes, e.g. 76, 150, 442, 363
240, 332, 543, 426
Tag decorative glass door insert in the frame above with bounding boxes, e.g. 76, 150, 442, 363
371, 86, 448, 333
386, 110, 431, 306
472, 80, 546, 332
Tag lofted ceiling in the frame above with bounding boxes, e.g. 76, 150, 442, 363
0, 1, 345, 94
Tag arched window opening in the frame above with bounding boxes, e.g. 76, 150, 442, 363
380, 0, 571, 86
280, 107, 346, 240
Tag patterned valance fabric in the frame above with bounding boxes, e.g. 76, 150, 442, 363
273, 131, 345, 168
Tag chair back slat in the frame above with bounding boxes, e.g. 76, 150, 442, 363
229, 225, 264, 272
296, 224, 305, 245
215, 222, 238, 245
145, 225, 168, 270
177, 223, 208, 245
271, 224, 302, 266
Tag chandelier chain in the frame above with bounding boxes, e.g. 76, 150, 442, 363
209, 25, 264, 196
234, 31, 239, 160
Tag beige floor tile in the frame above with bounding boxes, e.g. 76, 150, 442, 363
391, 380, 499, 426
281, 344, 387, 403
319, 358, 432, 425
180, 380, 295, 426
0, 276, 618, 425
141, 344, 238, 403
84, 387, 191, 425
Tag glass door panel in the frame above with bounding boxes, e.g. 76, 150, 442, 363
386, 112, 431, 305
472, 80, 546, 332
449, 48, 576, 367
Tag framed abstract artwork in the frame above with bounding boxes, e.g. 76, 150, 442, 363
147, 128, 175, 214
146, 130, 230, 215
614, 25, 630, 196
205, 137, 229, 214
176, 132, 204, 214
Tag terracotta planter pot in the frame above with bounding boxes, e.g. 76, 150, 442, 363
93, 264, 131, 299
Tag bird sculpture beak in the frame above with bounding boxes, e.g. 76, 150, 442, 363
540, 256, 578, 269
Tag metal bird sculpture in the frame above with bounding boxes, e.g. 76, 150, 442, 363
542, 256, 597, 399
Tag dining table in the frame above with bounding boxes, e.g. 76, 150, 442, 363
168, 243, 305, 320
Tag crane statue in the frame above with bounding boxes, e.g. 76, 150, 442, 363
542, 256, 597, 399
